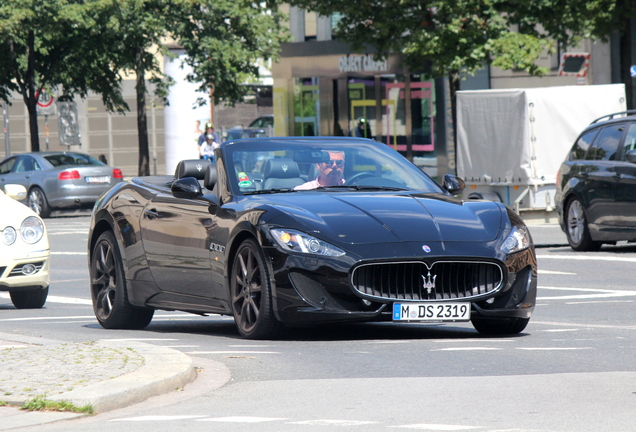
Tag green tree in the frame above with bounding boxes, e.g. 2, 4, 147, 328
107, 0, 288, 175
287, 0, 550, 142
0, 0, 126, 152
504, 0, 636, 108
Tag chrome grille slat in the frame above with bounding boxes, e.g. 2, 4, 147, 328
351, 261, 503, 301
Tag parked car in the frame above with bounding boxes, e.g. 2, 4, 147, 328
248, 114, 273, 129
0, 184, 50, 308
555, 110, 636, 251
224, 126, 269, 142
87, 137, 537, 339
0, 151, 124, 217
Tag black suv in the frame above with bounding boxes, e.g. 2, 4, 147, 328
556, 110, 636, 251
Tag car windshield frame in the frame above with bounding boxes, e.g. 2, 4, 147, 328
220, 138, 444, 197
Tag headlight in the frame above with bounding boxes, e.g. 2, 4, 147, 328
21, 216, 45, 244
501, 226, 531, 254
2, 226, 17, 245
271, 228, 345, 257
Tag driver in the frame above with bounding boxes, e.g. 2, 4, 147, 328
295, 151, 345, 190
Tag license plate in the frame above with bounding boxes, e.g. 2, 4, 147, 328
86, 176, 110, 184
393, 302, 470, 322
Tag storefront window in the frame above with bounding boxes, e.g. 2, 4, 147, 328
348, 77, 376, 138
383, 74, 436, 158
294, 78, 319, 136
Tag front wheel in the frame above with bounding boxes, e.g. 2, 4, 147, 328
10, 287, 48, 309
565, 198, 601, 251
471, 317, 530, 335
90, 230, 154, 329
230, 238, 280, 339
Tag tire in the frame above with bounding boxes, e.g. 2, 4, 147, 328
471, 317, 530, 335
230, 238, 281, 339
10, 287, 48, 309
90, 230, 154, 329
565, 198, 601, 251
27, 187, 51, 218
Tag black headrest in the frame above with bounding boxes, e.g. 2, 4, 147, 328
175, 159, 211, 180
204, 163, 217, 190
262, 159, 300, 179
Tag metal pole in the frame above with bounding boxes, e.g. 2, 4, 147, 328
3, 102, 9, 156
45, 114, 50, 150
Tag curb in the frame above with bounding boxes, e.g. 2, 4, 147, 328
47, 340, 197, 413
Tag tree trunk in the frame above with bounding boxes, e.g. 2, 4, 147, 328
25, 30, 40, 152
135, 50, 150, 176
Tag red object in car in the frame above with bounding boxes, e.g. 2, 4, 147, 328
58, 170, 81, 180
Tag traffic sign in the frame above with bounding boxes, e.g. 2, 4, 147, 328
36, 90, 56, 115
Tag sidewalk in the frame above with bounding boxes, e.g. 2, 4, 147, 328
0, 332, 197, 429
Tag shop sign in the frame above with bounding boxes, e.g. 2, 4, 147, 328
338, 55, 388, 73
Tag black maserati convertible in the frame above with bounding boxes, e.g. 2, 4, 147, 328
87, 137, 537, 339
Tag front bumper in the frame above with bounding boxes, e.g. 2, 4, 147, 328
0, 251, 50, 291
264, 245, 537, 325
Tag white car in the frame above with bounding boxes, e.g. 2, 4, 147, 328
0, 184, 50, 308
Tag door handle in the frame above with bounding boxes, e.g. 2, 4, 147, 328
144, 208, 159, 220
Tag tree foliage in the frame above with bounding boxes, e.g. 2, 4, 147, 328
0, 0, 288, 173
0, 0, 126, 151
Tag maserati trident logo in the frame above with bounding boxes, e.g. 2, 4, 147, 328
421, 271, 436, 294
282, 164, 289, 172
196, 163, 204, 171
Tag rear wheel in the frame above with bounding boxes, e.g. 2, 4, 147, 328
565, 198, 601, 251
90, 231, 154, 329
28, 187, 50, 218
471, 317, 530, 335
230, 238, 280, 339
10, 287, 48, 309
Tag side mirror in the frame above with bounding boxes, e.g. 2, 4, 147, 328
442, 174, 465, 196
172, 177, 203, 199
3, 184, 27, 201
626, 149, 636, 163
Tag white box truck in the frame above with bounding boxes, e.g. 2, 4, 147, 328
456, 84, 627, 213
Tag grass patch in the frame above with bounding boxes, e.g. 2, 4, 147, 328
0, 400, 6, 406
21, 396, 94, 414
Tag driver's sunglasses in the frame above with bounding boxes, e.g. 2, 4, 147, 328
324, 159, 344, 167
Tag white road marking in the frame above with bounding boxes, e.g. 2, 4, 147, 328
432, 347, 503, 351
288, 420, 377, 426
538, 286, 636, 300
538, 269, 575, 275
50, 251, 86, 255
197, 417, 287, 423
516, 347, 593, 351
0, 293, 92, 305
110, 415, 207, 422
390, 424, 481, 430
537, 254, 636, 262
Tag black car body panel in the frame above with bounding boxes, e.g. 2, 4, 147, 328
88, 137, 537, 338
555, 111, 636, 249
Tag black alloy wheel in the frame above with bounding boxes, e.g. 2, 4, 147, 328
90, 231, 154, 329
565, 198, 601, 251
230, 238, 280, 339
27, 187, 50, 218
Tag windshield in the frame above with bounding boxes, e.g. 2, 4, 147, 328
45, 153, 104, 167
222, 138, 444, 196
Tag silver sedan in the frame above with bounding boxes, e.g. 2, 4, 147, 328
0, 152, 124, 217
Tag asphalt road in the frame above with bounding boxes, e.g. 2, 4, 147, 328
1, 215, 635, 432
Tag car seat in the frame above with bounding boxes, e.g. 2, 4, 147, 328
261, 158, 304, 190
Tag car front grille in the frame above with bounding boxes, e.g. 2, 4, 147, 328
351, 261, 503, 301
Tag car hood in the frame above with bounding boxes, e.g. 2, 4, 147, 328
263, 192, 504, 244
